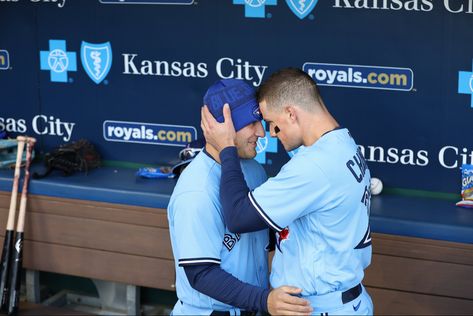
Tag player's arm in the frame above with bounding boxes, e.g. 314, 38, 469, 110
184, 263, 268, 312
219, 146, 269, 233
202, 104, 306, 233
171, 191, 267, 308
200, 104, 264, 233
184, 264, 312, 315
220, 146, 322, 233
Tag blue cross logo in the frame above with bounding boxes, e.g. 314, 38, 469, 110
255, 121, 278, 164
458, 60, 473, 108
40, 40, 77, 83
233, 0, 277, 18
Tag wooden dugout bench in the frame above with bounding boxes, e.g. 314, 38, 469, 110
0, 166, 472, 315
0, 166, 176, 315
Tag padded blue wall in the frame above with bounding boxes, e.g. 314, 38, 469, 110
0, 0, 472, 194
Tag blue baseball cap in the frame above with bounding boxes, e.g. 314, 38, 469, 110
204, 79, 263, 131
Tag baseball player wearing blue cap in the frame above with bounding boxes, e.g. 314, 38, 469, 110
201, 69, 374, 315
168, 79, 312, 315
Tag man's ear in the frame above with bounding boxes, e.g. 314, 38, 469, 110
285, 105, 297, 123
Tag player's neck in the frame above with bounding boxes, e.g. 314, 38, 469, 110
205, 144, 221, 164
302, 111, 339, 147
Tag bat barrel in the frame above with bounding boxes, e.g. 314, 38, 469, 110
6, 139, 26, 231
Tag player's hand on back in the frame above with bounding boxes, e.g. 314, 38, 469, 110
267, 286, 313, 315
201, 104, 236, 153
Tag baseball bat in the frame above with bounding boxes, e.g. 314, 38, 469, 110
0, 137, 26, 312
8, 137, 35, 316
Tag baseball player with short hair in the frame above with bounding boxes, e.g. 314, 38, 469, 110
168, 79, 312, 315
201, 68, 374, 315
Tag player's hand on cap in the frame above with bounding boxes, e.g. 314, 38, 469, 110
201, 104, 236, 153
267, 286, 313, 315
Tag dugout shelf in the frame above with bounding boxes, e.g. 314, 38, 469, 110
370, 194, 473, 244
0, 164, 175, 209
0, 165, 471, 244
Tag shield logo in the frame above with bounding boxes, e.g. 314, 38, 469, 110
81, 41, 112, 84
285, 0, 318, 19
256, 136, 268, 154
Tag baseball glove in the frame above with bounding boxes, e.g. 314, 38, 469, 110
33, 139, 101, 179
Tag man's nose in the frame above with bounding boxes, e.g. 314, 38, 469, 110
255, 121, 265, 137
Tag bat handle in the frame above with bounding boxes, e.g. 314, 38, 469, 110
0, 230, 14, 311
7, 233, 23, 316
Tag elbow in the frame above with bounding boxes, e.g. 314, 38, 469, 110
184, 265, 204, 290
225, 212, 247, 234
222, 197, 251, 234
226, 221, 240, 234
184, 271, 197, 290
222, 202, 242, 233
223, 210, 239, 233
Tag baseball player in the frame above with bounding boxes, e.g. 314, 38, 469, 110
201, 68, 374, 315
168, 79, 312, 315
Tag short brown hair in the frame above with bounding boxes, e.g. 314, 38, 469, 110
256, 67, 323, 112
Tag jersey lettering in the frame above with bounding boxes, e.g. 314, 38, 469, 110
222, 233, 241, 251
355, 225, 372, 249
361, 184, 371, 216
346, 148, 368, 183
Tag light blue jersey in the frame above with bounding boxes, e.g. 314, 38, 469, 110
168, 151, 269, 315
249, 128, 372, 314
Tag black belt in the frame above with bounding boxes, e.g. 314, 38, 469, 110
210, 311, 256, 316
209, 284, 361, 316
341, 283, 362, 304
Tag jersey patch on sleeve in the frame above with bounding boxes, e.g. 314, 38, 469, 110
275, 227, 290, 253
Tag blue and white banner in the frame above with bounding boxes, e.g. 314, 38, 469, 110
0, 0, 472, 193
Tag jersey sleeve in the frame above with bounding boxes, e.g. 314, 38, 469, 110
251, 160, 268, 188
250, 158, 330, 231
172, 191, 225, 266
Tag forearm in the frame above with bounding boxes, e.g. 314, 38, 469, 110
184, 264, 269, 313
219, 146, 267, 233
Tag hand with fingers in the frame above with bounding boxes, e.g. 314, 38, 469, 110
267, 286, 313, 315
201, 104, 236, 153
